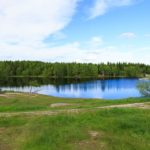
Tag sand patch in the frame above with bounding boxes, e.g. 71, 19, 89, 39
50, 103, 74, 108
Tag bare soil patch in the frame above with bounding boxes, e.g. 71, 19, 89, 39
50, 103, 75, 108
77, 131, 106, 150
99, 102, 150, 109
0, 94, 10, 98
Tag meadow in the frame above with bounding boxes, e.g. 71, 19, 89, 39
0, 93, 150, 150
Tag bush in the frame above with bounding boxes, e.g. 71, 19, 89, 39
137, 81, 150, 97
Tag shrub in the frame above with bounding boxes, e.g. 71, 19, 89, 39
137, 81, 150, 97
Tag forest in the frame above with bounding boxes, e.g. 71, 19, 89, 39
0, 61, 150, 78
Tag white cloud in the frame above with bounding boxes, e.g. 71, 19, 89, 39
120, 32, 136, 39
0, 0, 149, 65
89, 0, 138, 19
0, 38, 149, 64
89, 36, 103, 47
0, 0, 80, 43
0, 41, 80, 61
0, 0, 82, 63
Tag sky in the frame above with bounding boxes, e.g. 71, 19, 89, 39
0, 0, 150, 64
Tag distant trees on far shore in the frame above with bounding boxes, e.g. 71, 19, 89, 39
0, 61, 150, 78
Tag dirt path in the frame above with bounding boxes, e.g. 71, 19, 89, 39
98, 102, 150, 109
0, 102, 149, 117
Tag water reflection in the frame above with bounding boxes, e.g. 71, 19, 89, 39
55, 79, 138, 92
0, 77, 144, 99
47, 78, 141, 99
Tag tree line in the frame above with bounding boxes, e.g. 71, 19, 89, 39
0, 61, 150, 78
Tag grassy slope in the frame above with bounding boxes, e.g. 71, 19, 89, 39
0, 92, 150, 112
0, 109, 150, 150
0, 93, 150, 150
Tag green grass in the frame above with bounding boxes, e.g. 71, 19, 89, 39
0, 92, 150, 150
0, 92, 149, 112
0, 108, 150, 150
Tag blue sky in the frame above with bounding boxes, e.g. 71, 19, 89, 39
0, 0, 150, 64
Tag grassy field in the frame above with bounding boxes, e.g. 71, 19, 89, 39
0, 92, 150, 150
0, 92, 150, 112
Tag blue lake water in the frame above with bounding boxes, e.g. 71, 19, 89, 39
1, 78, 146, 99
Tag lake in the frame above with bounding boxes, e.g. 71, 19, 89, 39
0, 77, 147, 99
